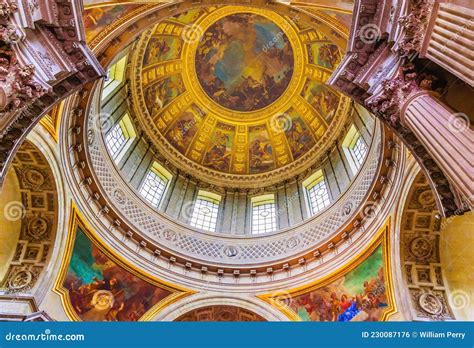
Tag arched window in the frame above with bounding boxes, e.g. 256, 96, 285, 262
190, 190, 221, 232
303, 170, 330, 216
102, 55, 127, 100
251, 194, 277, 234
342, 124, 368, 174
105, 113, 136, 162
139, 162, 172, 208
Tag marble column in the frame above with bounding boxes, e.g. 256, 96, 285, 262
400, 91, 474, 205
420, 2, 474, 86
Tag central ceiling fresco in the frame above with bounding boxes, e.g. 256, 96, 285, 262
131, 6, 350, 186
195, 13, 294, 112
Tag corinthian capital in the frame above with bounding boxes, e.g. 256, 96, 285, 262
397, 0, 435, 56
365, 63, 419, 125
0, 48, 45, 114
365, 62, 440, 126
0, 0, 17, 18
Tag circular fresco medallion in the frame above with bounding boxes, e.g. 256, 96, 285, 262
195, 13, 294, 112
133, 5, 349, 187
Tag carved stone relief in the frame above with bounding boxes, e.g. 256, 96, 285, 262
328, 0, 462, 217
1, 141, 58, 293
0, 0, 104, 187
400, 172, 454, 320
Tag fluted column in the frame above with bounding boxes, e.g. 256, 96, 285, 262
329, 0, 469, 216
401, 91, 474, 205
420, 2, 474, 86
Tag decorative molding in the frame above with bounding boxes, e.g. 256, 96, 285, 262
39, 100, 63, 142
60, 0, 400, 289
328, 0, 464, 217
0, 140, 58, 294
400, 172, 455, 320
0, 294, 53, 321
0, 49, 45, 114
0, 0, 105, 187
365, 62, 428, 126
175, 305, 266, 322
128, 4, 351, 188
396, 0, 434, 56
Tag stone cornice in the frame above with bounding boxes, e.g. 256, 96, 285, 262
0, 0, 105, 186
328, 0, 463, 217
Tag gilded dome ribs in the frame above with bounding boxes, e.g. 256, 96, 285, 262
127, 5, 351, 186
141, 60, 183, 87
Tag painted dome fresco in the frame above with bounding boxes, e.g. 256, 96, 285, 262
130, 6, 350, 186
195, 13, 294, 112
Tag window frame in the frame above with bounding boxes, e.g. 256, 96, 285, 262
251, 194, 277, 235
105, 113, 136, 163
138, 162, 172, 209
303, 170, 331, 217
342, 124, 368, 175
189, 190, 221, 233
102, 55, 127, 100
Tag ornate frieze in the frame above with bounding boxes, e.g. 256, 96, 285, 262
0, 0, 104, 187
365, 62, 440, 126
0, 52, 45, 114
0, 0, 17, 18
396, 0, 434, 56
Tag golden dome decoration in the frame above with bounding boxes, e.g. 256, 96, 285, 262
130, 6, 351, 187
